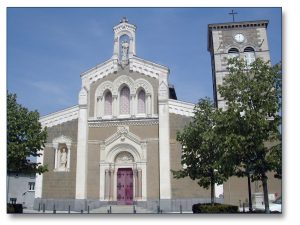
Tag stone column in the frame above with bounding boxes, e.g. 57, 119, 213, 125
75, 87, 88, 200
109, 169, 114, 201
132, 94, 136, 116
146, 94, 151, 116
54, 149, 58, 170
66, 143, 71, 171
138, 169, 142, 198
130, 94, 135, 117
112, 95, 118, 118
134, 169, 139, 199
105, 170, 109, 199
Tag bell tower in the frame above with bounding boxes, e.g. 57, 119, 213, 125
208, 20, 270, 109
112, 17, 136, 66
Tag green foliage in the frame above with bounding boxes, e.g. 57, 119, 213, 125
218, 58, 282, 213
172, 98, 228, 204
218, 58, 282, 180
7, 92, 48, 174
192, 203, 238, 213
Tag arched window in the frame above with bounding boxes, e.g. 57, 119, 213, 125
120, 86, 130, 115
228, 48, 239, 59
244, 47, 256, 66
137, 89, 146, 114
104, 91, 112, 116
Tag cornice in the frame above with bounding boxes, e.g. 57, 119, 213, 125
168, 99, 195, 117
129, 56, 169, 79
88, 118, 159, 128
39, 105, 79, 128
208, 20, 269, 31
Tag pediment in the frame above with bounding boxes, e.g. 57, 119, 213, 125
80, 56, 169, 89
105, 126, 141, 147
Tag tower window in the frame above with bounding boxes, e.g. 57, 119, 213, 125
120, 86, 130, 115
244, 47, 256, 66
137, 89, 146, 114
228, 48, 239, 59
104, 91, 112, 116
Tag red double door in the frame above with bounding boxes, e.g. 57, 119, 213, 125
117, 168, 133, 205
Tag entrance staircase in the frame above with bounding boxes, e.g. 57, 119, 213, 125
90, 204, 154, 214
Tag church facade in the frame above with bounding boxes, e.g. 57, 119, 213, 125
34, 18, 281, 212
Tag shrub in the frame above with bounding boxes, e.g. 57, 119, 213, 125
7, 204, 23, 214
192, 203, 238, 213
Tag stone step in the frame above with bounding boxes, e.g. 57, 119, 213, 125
90, 205, 154, 214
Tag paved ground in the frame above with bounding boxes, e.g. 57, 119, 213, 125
23, 205, 155, 214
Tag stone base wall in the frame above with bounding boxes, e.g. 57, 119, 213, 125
33, 197, 223, 213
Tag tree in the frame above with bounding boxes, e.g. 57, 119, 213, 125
7, 92, 48, 174
172, 98, 228, 205
218, 58, 282, 213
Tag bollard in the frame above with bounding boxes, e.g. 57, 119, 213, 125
53, 204, 56, 214
38, 203, 40, 212
107, 209, 110, 214
68, 205, 71, 214
110, 206, 112, 214
180, 205, 182, 214
81, 209, 83, 214
43, 204, 45, 213
88, 205, 90, 214
157, 205, 160, 214
133, 205, 136, 214
243, 203, 245, 213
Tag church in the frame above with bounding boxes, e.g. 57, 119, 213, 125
34, 17, 281, 212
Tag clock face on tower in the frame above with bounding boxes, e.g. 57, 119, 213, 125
234, 33, 245, 43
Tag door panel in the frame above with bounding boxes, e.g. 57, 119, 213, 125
117, 168, 133, 205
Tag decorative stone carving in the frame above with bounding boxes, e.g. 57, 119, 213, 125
96, 81, 114, 98
113, 75, 135, 96
158, 80, 169, 100
115, 152, 134, 163
134, 78, 153, 95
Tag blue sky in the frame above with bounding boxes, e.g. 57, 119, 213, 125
7, 7, 282, 116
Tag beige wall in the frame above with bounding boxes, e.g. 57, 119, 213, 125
146, 140, 160, 199
169, 113, 211, 198
223, 173, 282, 206
86, 143, 100, 199
42, 119, 78, 199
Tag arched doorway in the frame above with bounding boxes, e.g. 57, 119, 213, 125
99, 126, 147, 203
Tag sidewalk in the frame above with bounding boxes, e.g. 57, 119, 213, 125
23, 205, 154, 214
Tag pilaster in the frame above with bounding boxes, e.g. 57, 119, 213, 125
75, 87, 88, 199
158, 74, 171, 199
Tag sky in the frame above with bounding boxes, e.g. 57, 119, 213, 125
7, 7, 282, 116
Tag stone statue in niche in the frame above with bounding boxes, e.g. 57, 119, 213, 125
121, 40, 129, 64
58, 147, 68, 170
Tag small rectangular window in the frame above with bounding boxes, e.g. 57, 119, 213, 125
28, 182, 35, 191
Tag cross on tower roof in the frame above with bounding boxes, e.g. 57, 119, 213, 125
120, 17, 128, 23
229, 10, 238, 22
